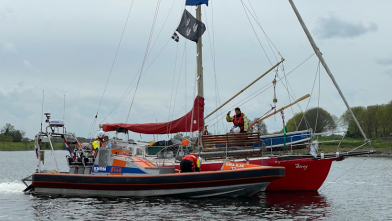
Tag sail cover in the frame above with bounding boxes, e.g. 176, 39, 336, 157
102, 96, 205, 134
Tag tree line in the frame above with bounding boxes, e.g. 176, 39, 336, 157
0, 123, 27, 142
340, 101, 392, 138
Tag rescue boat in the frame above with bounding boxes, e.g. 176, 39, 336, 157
23, 116, 285, 198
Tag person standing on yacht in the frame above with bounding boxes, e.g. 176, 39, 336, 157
226, 107, 249, 133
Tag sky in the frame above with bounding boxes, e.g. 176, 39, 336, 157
1, 0, 392, 141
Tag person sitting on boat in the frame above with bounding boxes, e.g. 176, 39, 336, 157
92, 131, 105, 155
226, 107, 249, 133
180, 154, 201, 173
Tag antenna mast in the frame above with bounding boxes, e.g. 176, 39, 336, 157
288, 0, 369, 143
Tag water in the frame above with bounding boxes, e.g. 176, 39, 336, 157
0, 151, 391, 220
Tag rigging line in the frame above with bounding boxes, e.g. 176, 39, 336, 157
207, 53, 315, 127
40, 90, 44, 132
296, 61, 320, 131
319, 156, 369, 192
248, 0, 283, 59
204, 4, 220, 133
206, 53, 315, 125
185, 40, 187, 136
147, 0, 177, 59
100, 38, 171, 124
168, 41, 187, 133
240, 0, 273, 66
100, 0, 176, 124
167, 43, 180, 123
281, 62, 297, 128
125, 0, 161, 123
91, 0, 135, 127
314, 61, 321, 132
244, 0, 280, 62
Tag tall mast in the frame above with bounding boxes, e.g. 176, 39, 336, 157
288, 0, 369, 143
196, 5, 204, 100
196, 5, 204, 146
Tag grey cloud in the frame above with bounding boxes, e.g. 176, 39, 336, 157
0, 39, 17, 52
314, 14, 378, 39
0, 7, 14, 22
385, 69, 392, 76
375, 58, 392, 66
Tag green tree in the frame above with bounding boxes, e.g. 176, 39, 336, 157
363, 105, 379, 138
376, 105, 389, 137
251, 118, 268, 135
0, 134, 13, 142
340, 106, 366, 138
1, 123, 15, 135
286, 107, 336, 133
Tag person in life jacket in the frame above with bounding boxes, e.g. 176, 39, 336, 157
92, 131, 105, 155
180, 154, 201, 172
226, 107, 249, 133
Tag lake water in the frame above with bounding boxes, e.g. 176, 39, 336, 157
0, 151, 391, 220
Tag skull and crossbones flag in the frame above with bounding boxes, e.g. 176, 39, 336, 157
176, 9, 206, 43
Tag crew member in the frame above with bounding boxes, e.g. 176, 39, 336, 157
226, 107, 249, 133
180, 154, 201, 172
92, 131, 105, 155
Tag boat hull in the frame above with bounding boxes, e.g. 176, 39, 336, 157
185, 157, 338, 191
31, 167, 284, 198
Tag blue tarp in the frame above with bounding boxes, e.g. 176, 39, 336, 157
186, 0, 208, 6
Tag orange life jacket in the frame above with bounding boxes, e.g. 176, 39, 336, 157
233, 113, 245, 130
182, 154, 199, 171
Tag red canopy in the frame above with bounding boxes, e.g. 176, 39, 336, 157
102, 96, 205, 134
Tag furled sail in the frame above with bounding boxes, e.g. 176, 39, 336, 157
102, 96, 204, 134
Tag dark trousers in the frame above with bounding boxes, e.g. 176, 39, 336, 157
180, 159, 194, 173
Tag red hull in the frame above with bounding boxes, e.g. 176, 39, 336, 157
175, 157, 338, 191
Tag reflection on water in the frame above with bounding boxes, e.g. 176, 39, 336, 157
26, 192, 331, 220
0, 151, 391, 220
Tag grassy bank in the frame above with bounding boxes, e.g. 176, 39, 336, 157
0, 141, 65, 151
317, 137, 392, 154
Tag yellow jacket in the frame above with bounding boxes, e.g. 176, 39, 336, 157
226, 113, 249, 131
92, 137, 103, 150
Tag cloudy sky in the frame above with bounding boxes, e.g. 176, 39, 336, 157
1, 0, 391, 140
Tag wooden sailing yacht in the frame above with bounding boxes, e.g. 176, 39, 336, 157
101, 0, 374, 191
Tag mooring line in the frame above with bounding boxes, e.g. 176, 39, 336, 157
319, 156, 369, 192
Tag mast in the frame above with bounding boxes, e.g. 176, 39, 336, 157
196, 5, 204, 146
288, 0, 369, 143
196, 6, 204, 100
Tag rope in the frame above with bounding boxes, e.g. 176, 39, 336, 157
314, 61, 321, 132
168, 41, 187, 134
88, 0, 135, 138
296, 60, 321, 131
100, 38, 171, 124
206, 53, 315, 128
167, 43, 180, 124
240, 0, 272, 66
244, 0, 282, 61
319, 156, 369, 192
204, 4, 222, 134
100, 0, 175, 124
126, 0, 161, 123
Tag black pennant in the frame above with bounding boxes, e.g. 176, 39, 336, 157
176, 9, 206, 43
171, 32, 179, 42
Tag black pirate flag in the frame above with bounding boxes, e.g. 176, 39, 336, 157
176, 9, 206, 43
